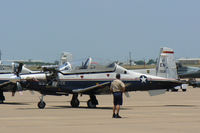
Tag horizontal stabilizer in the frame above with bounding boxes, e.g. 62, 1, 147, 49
72, 82, 110, 93
148, 89, 166, 96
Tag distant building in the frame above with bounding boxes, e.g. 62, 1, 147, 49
178, 58, 200, 65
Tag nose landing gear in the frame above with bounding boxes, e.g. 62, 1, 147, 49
37, 95, 46, 109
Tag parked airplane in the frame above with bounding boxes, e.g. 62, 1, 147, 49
0, 61, 74, 103
0, 51, 73, 103
0, 59, 183, 108
177, 63, 200, 78
134, 47, 199, 89
177, 63, 200, 87
133, 47, 188, 91
0, 62, 42, 103
0, 60, 40, 74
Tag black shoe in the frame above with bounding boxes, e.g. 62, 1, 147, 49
112, 113, 116, 118
116, 114, 122, 118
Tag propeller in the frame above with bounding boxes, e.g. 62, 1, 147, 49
16, 81, 23, 91
42, 66, 65, 87
11, 62, 24, 96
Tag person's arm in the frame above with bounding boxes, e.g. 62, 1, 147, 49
122, 86, 125, 92
121, 82, 126, 92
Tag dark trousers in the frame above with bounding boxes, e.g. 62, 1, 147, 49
113, 92, 123, 105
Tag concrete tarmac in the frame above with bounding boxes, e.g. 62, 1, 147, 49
0, 87, 200, 133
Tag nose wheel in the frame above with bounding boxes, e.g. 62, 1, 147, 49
38, 101, 46, 109
37, 95, 46, 109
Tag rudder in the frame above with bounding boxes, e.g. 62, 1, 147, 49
156, 47, 178, 79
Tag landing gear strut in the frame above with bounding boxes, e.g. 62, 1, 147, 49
37, 95, 46, 109
70, 94, 80, 107
87, 95, 98, 108
0, 91, 5, 104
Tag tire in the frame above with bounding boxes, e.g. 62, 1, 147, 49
87, 100, 96, 108
0, 96, 5, 104
182, 89, 187, 92
171, 89, 178, 92
70, 99, 80, 108
0, 100, 4, 104
38, 101, 46, 109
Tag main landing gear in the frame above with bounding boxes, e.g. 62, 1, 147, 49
0, 91, 5, 104
87, 95, 98, 108
70, 94, 99, 108
70, 94, 80, 107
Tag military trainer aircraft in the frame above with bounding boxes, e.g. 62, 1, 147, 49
0, 59, 182, 109
133, 47, 200, 89
133, 47, 189, 91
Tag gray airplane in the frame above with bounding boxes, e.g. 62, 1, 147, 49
177, 63, 200, 78
177, 63, 200, 87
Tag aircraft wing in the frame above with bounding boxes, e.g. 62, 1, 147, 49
0, 78, 22, 91
0, 81, 16, 92
72, 82, 110, 93
0, 81, 12, 88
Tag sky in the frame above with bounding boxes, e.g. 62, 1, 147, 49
0, 0, 200, 63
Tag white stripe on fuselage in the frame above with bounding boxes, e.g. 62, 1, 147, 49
0, 68, 176, 83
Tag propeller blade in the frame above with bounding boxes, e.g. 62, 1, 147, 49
16, 63, 23, 77
12, 91, 15, 97
16, 82, 23, 91
12, 82, 24, 96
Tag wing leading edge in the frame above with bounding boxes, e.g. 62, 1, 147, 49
72, 82, 111, 93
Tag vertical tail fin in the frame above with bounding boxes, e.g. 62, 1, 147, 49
82, 57, 92, 69
156, 47, 178, 79
60, 52, 72, 65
